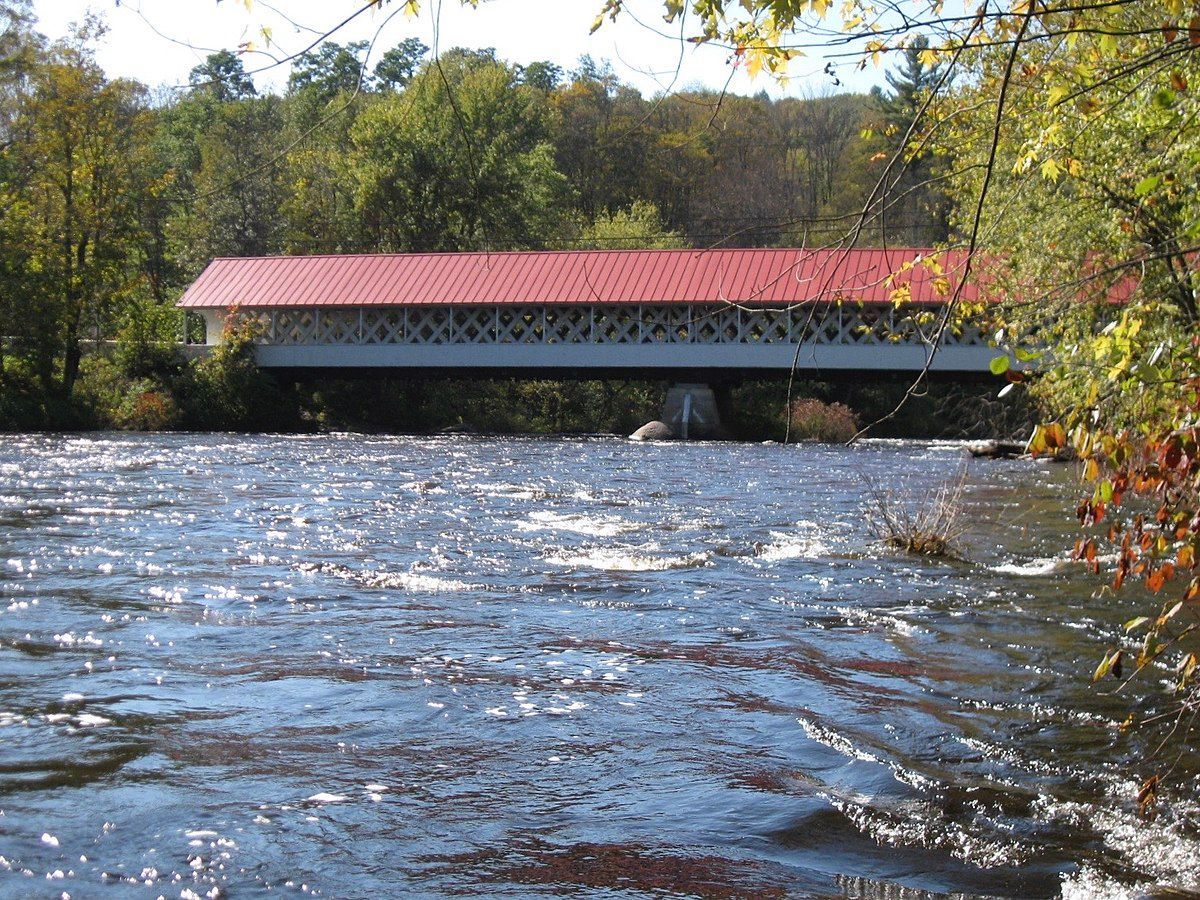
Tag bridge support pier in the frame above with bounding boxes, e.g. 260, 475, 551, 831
662, 383, 724, 440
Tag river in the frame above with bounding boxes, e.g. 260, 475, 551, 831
0, 434, 1197, 899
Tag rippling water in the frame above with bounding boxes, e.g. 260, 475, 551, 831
1, 433, 1198, 899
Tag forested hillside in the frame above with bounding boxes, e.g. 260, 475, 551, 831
0, 1, 949, 429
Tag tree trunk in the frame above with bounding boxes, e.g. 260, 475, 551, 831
60, 307, 82, 399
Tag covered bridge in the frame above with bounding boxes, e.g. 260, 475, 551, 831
177, 247, 994, 374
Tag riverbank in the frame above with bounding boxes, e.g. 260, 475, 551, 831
0, 343, 1035, 440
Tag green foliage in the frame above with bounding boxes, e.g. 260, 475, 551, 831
0, 359, 53, 430
185, 96, 286, 264
188, 50, 255, 102
878, 38, 941, 128
182, 314, 293, 431
519, 60, 563, 93
114, 299, 184, 382
1, 23, 155, 397
288, 40, 369, 100
577, 201, 686, 249
548, 73, 652, 222
374, 38, 428, 90
348, 56, 569, 251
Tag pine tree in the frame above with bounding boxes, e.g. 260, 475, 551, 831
871, 36, 950, 245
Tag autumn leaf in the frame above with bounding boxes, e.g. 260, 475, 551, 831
1094, 649, 1123, 681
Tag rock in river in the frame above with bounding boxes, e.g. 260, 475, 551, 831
629, 420, 674, 441
966, 440, 1028, 459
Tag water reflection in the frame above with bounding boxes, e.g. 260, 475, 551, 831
0, 434, 1196, 898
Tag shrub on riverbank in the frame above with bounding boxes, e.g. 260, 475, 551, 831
0, 367, 61, 430
723, 378, 1036, 442
786, 398, 860, 443
180, 319, 297, 431
4, 316, 299, 432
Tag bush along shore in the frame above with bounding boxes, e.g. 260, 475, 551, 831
0, 330, 1035, 441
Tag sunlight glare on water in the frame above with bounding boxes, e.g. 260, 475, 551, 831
0, 433, 1197, 898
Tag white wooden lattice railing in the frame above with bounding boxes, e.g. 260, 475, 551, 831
242, 304, 986, 348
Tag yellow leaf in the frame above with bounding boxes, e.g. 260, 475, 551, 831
1041, 158, 1062, 181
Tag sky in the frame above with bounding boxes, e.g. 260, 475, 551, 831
28, 0, 885, 99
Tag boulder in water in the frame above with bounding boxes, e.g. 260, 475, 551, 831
629, 420, 674, 441
966, 440, 1027, 459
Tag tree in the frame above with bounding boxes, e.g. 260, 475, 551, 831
773, 92, 880, 244
0, 0, 37, 381
437, 46, 498, 72
519, 60, 563, 93
280, 81, 364, 253
347, 56, 569, 251
876, 37, 944, 135
549, 72, 653, 221
184, 96, 286, 265
188, 50, 256, 102
577, 200, 686, 249
287, 40, 369, 100
871, 36, 950, 245
929, 12, 1200, 774
668, 92, 791, 247
0, 0, 33, 86
10, 23, 153, 396
373, 37, 427, 90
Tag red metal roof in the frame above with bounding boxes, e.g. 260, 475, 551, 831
177, 248, 976, 309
